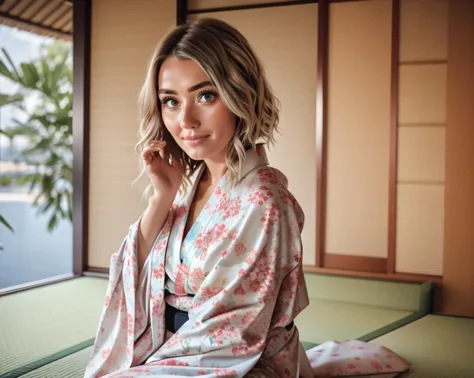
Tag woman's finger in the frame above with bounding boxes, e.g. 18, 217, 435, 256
157, 147, 167, 161
149, 140, 166, 148
144, 140, 167, 159
143, 146, 165, 161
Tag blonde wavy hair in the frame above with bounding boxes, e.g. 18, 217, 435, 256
136, 17, 280, 194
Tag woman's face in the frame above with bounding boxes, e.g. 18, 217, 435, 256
157, 57, 236, 163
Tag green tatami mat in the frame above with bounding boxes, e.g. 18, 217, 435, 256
19, 346, 93, 378
303, 274, 431, 312
0, 277, 107, 377
371, 315, 474, 377
295, 299, 412, 344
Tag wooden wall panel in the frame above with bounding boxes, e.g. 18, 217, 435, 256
396, 184, 444, 275
325, 0, 391, 258
442, 0, 474, 317
400, 0, 449, 62
188, 0, 300, 11
89, 0, 176, 268
398, 64, 447, 125
190, 4, 318, 266
397, 127, 445, 182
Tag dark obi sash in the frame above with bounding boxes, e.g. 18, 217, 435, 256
164, 299, 294, 333
165, 303, 190, 333
164, 290, 193, 333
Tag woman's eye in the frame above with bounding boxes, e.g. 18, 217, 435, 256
199, 91, 216, 103
161, 97, 178, 108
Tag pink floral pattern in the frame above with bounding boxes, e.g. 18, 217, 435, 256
84, 148, 410, 378
306, 340, 410, 377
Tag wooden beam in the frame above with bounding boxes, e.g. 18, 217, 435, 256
36, 0, 64, 24
315, 0, 328, 267
187, 0, 317, 15
324, 254, 387, 274
72, 0, 91, 275
5, 0, 22, 13
177, 0, 187, 25
0, 11, 72, 39
441, 0, 474, 317
387, 0, 400, 274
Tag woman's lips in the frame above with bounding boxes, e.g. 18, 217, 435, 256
182, 135, 209, 147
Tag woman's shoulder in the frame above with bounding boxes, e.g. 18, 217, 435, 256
243, 164, 289, 192
234, 165, 304, 226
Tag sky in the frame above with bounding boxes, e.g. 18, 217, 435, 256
0, 25, 55, 149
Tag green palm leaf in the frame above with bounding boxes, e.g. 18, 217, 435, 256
0, 48, 22, 83
0, 214, 14, 233
0, 93, 23, 107
21, 62, 40, 87
1, 122, 38, 138
0, 41, 73, 233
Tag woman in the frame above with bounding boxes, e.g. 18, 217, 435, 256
85, 18, 409, 378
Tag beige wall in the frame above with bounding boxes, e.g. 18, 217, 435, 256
189, 4, 318, 266
88, 0, 176, 267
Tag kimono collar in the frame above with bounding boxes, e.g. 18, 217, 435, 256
238, 145, 269, 183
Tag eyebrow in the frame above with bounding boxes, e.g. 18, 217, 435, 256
158, 81, 213, 95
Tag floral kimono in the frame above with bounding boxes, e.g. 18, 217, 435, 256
84, 148, 410, 378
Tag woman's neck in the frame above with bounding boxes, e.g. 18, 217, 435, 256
201, 165, 226, 186
203, 155, 227, 185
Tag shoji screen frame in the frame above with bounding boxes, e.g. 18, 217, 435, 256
182, 0, 442, 285
310, 0, 441, 284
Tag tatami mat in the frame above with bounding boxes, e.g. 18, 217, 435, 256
0, 277, 107, 377
303, 274, 424, 312
371, 315, 474, 378
1, 274, 437, 377
21, 315, 474, 378
19, 346, 92, 378
295, 298, 413, 344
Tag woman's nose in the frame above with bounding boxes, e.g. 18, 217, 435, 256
179, 105, 200, 129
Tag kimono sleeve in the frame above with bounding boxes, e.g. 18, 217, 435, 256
84, 211, 174, 378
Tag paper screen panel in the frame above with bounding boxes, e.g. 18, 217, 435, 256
400, 0, 449, 62
396, 184, 444, 275
398, 127, 446, 182
190, 4, 318, 265
89, 0, 176, 268
325, 0, 391, 258
399, 64, 447, 125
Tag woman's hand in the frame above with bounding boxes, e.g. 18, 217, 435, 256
142, 140, 183, 195
138, 140, 182, 272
